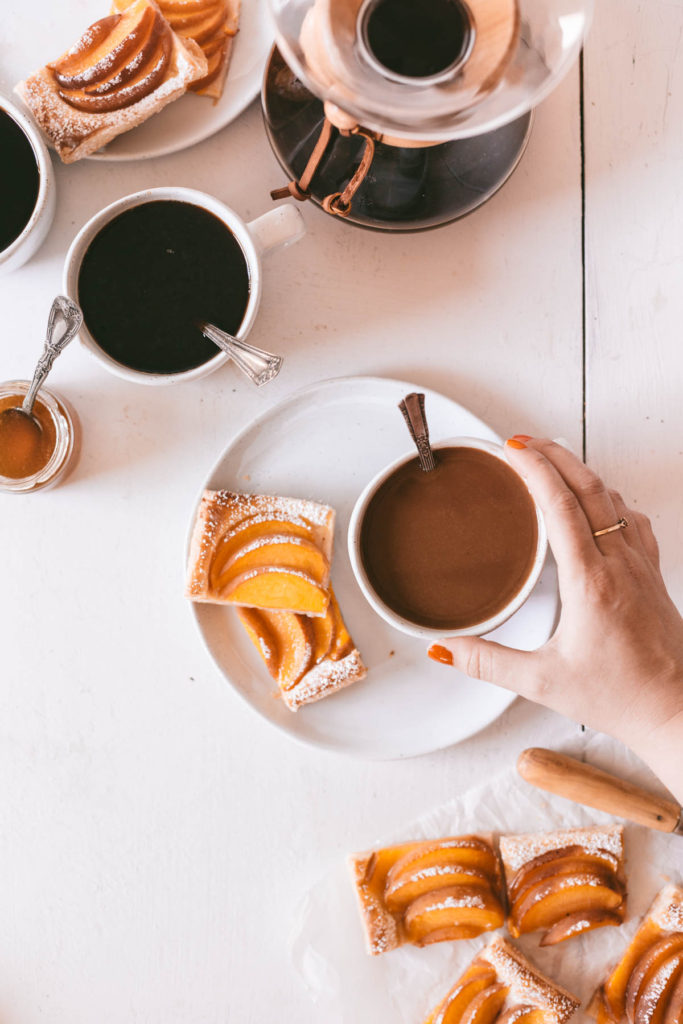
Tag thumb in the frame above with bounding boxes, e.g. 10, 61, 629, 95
428, 636, 543, 698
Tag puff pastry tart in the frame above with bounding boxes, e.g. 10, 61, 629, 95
349, 834, 506, 955
15, 0, 207, 162
185, 490, 335, 617
113, 0, 240, 99
589, 884, 683, 1024
499, 825, 626, 945
238, 588, 366, 711
423, 936, 580, 1024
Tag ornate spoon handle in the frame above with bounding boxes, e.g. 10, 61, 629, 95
23, 296, 83, 416
398, 392, 437, 472
199, 322, 283, 387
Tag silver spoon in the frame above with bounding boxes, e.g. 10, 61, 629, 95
398, 392, 437, 472
0, 295, 83, 432
199, 321, 283, 387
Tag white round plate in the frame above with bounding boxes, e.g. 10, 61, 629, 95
3, 0, 271, 162
189, 376, 559, 760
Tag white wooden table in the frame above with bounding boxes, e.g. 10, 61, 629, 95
1, 1, 682, 1020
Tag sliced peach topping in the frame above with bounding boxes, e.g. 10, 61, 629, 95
385, 864, 492, 914
626, 938, 683, 1024
540, 909, 624, 947
633, 952, 683, 1024
664, 970, 683, 1024
509, 871, 624, 937
327, 589, 354, 659
601, 921, 665, 1021
405, 884, 505, 946
237, 607, 279, 679
310, 604, 335, 664
221, 567, 330, 616
497, 1006, 546, 1024
507, 845, 620, 905
388, 838, 501, 891
424, 965, 498, 1024
210, 515, 314, 582
460, 984, 508, 1024
218, 533, 329, 585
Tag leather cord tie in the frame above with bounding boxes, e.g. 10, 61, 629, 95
270, 120, 376, 218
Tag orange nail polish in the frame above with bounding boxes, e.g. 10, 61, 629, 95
513, 435, 532, 442
428, 644, 454, 666
506, 438, 527, 450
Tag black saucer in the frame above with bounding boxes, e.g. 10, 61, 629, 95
261, 48, 533, 233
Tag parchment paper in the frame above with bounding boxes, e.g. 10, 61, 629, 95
289, 738, 683, 1024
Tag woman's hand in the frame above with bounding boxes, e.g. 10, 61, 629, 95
428, 437, 683, 801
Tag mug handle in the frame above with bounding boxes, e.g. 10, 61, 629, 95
246, 204, 306, 257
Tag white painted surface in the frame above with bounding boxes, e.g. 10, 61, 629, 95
0, 6, 679, 1017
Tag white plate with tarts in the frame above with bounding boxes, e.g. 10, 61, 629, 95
5, 0, 271, 161
188, 376, 560, 760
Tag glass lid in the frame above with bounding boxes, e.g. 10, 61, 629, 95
268, 0, 593, 140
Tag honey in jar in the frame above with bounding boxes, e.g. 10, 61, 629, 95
0, 381, 77, 493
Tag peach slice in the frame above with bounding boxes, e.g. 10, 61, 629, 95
210, 515, 313, 582
388, 838, 501, 892
663, 969, 683, 1024
633, 952, 683, 1024
497, 1006, 546, 1024
221, 568, 330, 616
218, 534, 329, 586
328, 591, 354, 660
507, 845, 620, 904
51, 14, 130, 87
385, 864, 492, 914
171, 3, 227, 43
405, 884, 505, 945
418, 925, 487, 945
601, 921, 665, 1021
509, 872, 624, 937
238, 607, 279, 678
425, 966, 498, 1024
460, 984, 508, 1024
626, 938, 683, 1024
82, 9, 161, 96
267, 612, 314, 690
310, 605, 335, 664
540, 909, 624, 946
359, 843, 421, 895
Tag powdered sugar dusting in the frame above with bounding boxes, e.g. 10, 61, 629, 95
282, 649, 367, 711
651, 884, 683, 935
500, 826, 624, 875
482, 937, 580, 1024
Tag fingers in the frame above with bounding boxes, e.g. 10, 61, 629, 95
521, 439, 627, 554
429, 638, 546, 701
504, 440, 601, 573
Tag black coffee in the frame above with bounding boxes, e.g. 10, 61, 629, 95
77, 200, 251, 375
364, 0, 472, 79
0, 109, 40, 252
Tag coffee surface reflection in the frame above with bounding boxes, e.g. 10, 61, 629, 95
360, 446, 539, 629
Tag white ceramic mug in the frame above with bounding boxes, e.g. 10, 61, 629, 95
62, 187, 306, 385
0, 94, 56, 276
348, 436, 548, 640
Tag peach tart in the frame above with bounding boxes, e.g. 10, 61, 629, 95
238, 588, 366, 711
113, 0, 240, 99
500, 825, 626, 945
349, 835, 506, 955
15, 0, 207, 162
185, 490, 335, 616
423, 937, 580, 1024
589, 884, 683, 1024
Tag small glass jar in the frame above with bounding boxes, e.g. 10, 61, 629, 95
0, 380, 78, 494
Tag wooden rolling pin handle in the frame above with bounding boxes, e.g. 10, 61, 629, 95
517, 748, 683, 834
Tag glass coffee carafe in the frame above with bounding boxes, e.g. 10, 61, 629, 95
263, 0, 593, 231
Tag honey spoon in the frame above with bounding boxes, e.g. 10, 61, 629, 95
198, 321, 283, 387
398, 392, 437, 471
0, 295, 83, 436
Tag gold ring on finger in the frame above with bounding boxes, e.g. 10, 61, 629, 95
592, 517, 629, 538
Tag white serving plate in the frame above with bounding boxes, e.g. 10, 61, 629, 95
188, 376, 559, 760
3, 0, 272, 161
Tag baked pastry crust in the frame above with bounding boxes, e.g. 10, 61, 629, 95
185, 490, 335, 615
423, 936, 580, 1024
113, 0, 241, 99
589, 884, 683, 1024
349, 834, 505, 956
15, 0, 207, 162
500, 825, 626, 944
